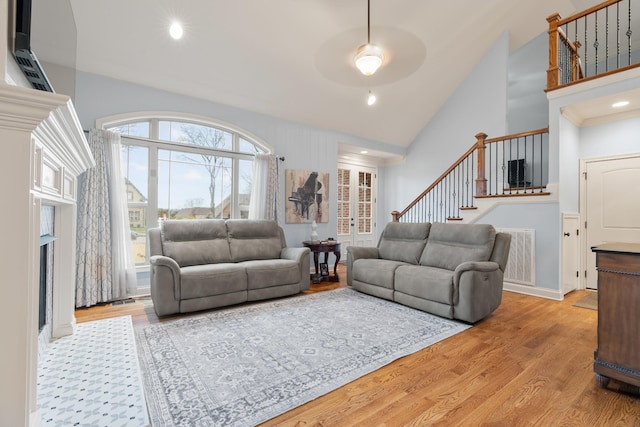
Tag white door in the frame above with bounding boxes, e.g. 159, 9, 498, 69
583, 154, 640, 289
561, 213, 580, 294
337, 164, 377, 259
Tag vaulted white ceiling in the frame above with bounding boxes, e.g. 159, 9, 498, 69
35, 0, 597, 148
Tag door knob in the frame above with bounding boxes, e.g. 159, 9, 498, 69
563, 232, 570, 237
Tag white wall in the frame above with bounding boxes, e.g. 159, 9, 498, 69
74, 72, 397, 247
579, 116, 640, 158
507, 32, 549, 133
558, 115, 580, 213
381, 32, 510, 224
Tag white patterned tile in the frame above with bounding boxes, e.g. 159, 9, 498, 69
38, 316, 149, 427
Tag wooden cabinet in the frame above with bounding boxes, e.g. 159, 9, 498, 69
591, 243, 640, 389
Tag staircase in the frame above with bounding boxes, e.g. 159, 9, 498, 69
391, 128, 551, 223
394, 0, 640, 224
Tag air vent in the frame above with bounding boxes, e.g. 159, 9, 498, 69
13, 49, 54, 92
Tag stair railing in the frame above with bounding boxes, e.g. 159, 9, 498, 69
392, 128, 549, 223
547, 0, 640, 90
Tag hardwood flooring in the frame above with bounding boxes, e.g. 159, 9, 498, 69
75, 266, 640, 426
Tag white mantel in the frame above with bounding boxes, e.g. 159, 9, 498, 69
0, 83, 93, 427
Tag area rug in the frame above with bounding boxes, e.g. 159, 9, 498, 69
573, 291, 598, 311
135, 288, 470, 427
38, 316, 149, 427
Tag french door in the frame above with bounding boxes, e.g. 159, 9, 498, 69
337, 163, 377, 259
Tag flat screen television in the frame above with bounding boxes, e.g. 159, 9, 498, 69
13, 0, 55, 92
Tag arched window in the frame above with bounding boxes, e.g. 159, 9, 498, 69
98, 113, 271, 267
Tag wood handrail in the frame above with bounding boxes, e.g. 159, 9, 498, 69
555, 0, 622, 27
484, 127, 549, 144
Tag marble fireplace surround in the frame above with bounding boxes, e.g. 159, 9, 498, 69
0, 83, 94, 426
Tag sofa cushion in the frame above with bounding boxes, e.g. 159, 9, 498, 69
243, 259, 301, 290
161, 219, 231, 267
378, 222, 431, 264
226, 219, 283, 262
352, 258, 408, 289
420, 223, 496, 271
180, 263, 247, 299
394, 265, 455, 305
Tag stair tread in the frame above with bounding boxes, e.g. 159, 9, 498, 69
476, 191, 551, 199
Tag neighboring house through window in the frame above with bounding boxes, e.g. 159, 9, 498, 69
98, 113, 270, 269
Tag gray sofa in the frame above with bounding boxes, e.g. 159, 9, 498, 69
347, 222, 511, 323
148, 219, 310, 316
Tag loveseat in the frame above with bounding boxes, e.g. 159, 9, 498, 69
148, 219, 310, 316
347, 222, 511, 323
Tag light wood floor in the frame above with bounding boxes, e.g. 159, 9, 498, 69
75, 266, 640, 426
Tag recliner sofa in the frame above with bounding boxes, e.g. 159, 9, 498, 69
148, 219, 310, 316
347, 222, 511, 323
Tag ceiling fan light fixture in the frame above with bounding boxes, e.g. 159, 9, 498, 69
355, 44, 384, 76
367, 90, 377, 106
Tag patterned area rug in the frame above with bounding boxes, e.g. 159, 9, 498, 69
38, 316, 149, 426
135, 288, 470, 427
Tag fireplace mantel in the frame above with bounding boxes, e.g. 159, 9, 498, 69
0, 83, 94, 427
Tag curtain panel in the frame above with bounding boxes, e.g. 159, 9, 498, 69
75, 129, 137, 307
249, 153, 280, 222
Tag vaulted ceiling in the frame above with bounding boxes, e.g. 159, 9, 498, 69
35, 0, 599, 149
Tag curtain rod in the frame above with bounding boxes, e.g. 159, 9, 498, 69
84, 129, 285, 161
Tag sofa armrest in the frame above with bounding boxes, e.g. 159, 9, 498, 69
281, 247, 311, 263
346, 246, 380, 286
453, 261, 504, 323
149, 255, 181, 316
281, 247, 311, 291
454, 261, 500, 277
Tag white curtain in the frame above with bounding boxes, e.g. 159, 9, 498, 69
75, 129, 137, 307
249, 153, 280, 221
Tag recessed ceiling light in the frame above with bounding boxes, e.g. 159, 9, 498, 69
360, 150, 369, 154
169, 22, 183, 40
612, 101, 629, 108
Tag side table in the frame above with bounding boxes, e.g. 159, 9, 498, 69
302, 240, 341, 284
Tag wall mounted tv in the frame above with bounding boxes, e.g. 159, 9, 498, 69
13, 0, 55, 92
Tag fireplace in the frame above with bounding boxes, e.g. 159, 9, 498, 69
0, 84, 95, 426
38, 242, 47, 332
38, 206, 56, 355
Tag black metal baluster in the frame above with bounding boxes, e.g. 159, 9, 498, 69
605, 6, 609, 72
531, 134, 536, 191
496, 141, 500, 195
594, 10, 599, 75
540, 133, 544, 193
439, 181, 443, 223
628, 0, 632, 66
585, 15, 589, 77
617, 1, 620, 68
502, 140, 506, 194
575, 19, 579, 78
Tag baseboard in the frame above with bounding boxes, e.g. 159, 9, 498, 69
503, 281, 564, 301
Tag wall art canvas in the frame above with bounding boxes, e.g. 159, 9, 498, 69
285, 169, 329, 223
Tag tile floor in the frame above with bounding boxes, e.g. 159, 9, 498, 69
37, 316, 149, 427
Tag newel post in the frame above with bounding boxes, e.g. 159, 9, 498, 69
547, 13, 561, 90
391, 210, 401, 222
475, 132, 488, 197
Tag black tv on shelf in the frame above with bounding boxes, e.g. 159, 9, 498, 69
13, 0, 54, 92
507, 159, 530, 188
